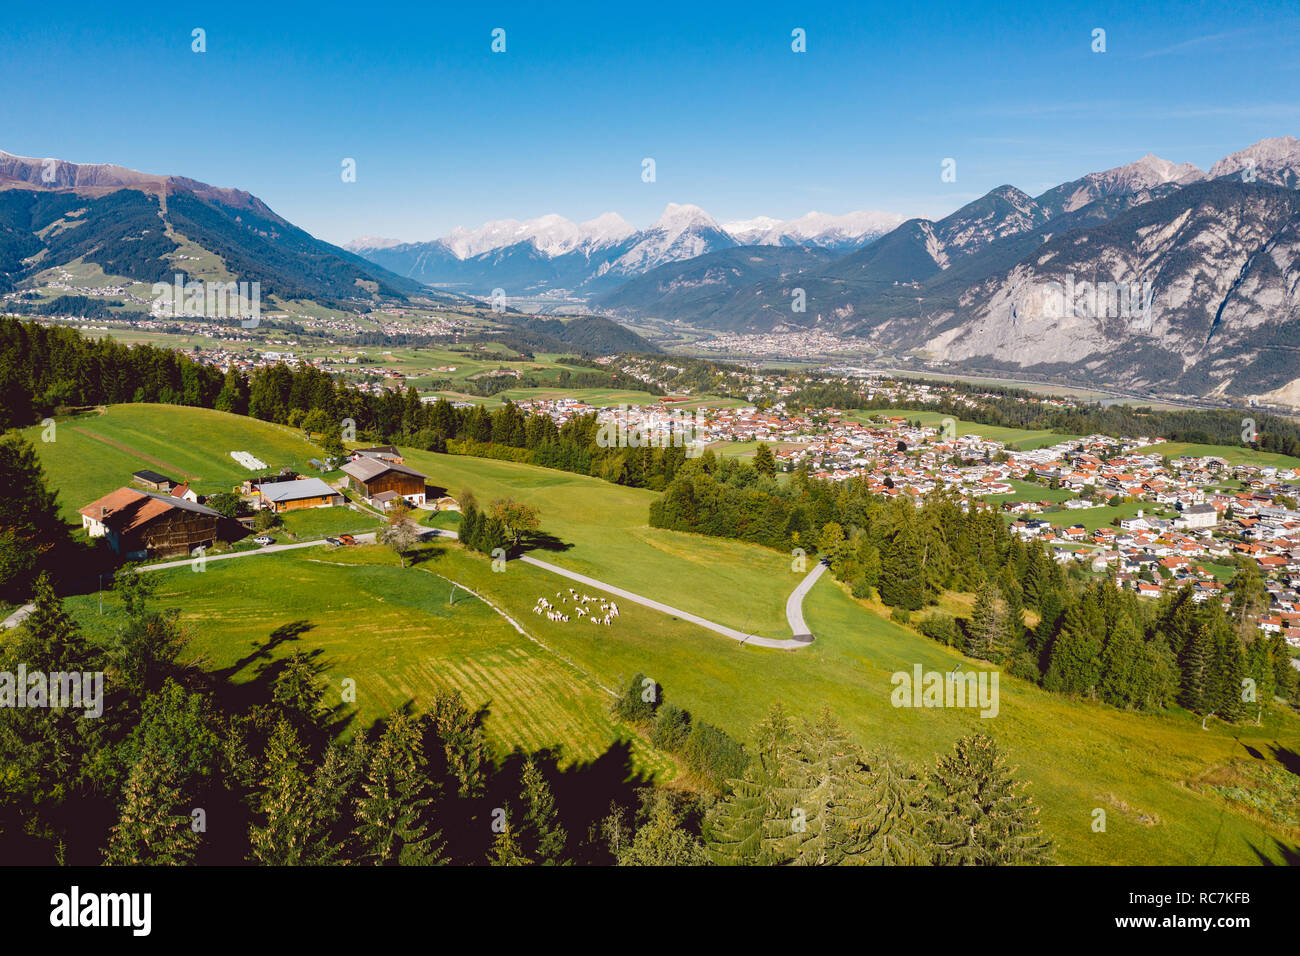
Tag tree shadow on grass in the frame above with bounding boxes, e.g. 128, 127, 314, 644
1249, 838, 1300, 865
517, 530, 574, 556
446, 734, 655, 865
1267, 743, 1300, 777
211, 619, 315, 684
408, 543, 453, 568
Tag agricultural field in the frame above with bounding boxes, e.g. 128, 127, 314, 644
23, 403, 327, 522
63, 547, 673, 777
22, 404, 327, 521
277, 505, 382, 539
974, 479, 1078, 504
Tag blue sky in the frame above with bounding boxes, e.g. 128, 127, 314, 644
1, 0, 1296, 244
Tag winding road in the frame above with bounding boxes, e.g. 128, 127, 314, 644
5, 526, 827, 650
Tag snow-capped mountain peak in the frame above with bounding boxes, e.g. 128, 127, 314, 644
720, 216, 782, 244
578, 212, 636, 247
1117, 154, 1206, 187
604, 204, 735, 277
343, 235, 404, 252
650, 203, 720, 235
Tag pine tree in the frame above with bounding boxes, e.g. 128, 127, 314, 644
103, 751, 199, 866
1177, 624, 1214, 713
753, 443, 776, 478
1212, 635, 1248, 722
353, 714, 443, 865
966, 580, 1003, 661
767, 710, 870, 865
248, 719, 314, 865
705, 703, 792, 865
487, 813, 532, 866
852, 750, 931, 864
518, 758, 567, 864
1098, 615, 1144, 708
1043, 603, 1103, 696
459, 503, 481, 551
879, 521, 924, 611
618, 794, 708, 866
926, 734, 1052, 865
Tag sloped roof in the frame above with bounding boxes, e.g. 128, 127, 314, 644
257, 477, 339, 503
80, 488, 221, 535
341, 457, 426, 483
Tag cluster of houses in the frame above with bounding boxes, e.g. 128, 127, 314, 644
78, 447, 431, 560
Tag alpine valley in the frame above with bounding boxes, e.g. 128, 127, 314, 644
351, 136, 1300, 406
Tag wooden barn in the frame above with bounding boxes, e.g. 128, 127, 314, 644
340, 457, 428, 507
257, 477, 345, 513
80, 488, 246, 559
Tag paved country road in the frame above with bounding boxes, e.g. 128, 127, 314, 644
424, 527, 819, 649
6, 527, 826, 650
137, 532, 378, 573
785, 561, 828, 640
517, 553, 817, 650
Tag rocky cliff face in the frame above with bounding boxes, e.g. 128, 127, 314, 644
910, 182, 1300, 399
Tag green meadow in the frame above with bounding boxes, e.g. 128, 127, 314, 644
30, 405, 1300, 864
64, 550, 673, 777
853, 409, 1077, 450
1132, 440, 1300, 470
22, 404, 325, 519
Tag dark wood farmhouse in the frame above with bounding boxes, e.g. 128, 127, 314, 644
340, 458, 427, 508
80, 488, 246, 559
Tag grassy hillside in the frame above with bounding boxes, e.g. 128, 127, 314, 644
405, 450, 1300, 865
64, 547, 673, 777
29, 404, 1300, 864
852, 409, 1077, 450
1131, 440, 1300, 469
22, 404, 326, 519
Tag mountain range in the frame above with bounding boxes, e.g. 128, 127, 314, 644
583, 137, 1300, 403
6, 137, 1300, 403
346, 203, 904, 298
0, 149, 655, 355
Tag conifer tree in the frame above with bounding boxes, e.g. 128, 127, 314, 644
104, 750, 199, 866
926, 734, 1052, 865
1212, 634, 1248, 722
1043, 603, 1103, 696
706, 703, 793, 865
354, 714, 443, 865
879, 521, 924, 611
853, 750, 931, 864
618, 794, 708, 866
767, 710, 871, 865
1098, 615, 1144, 708
487, 812, 532, 866
1177, 624, 1214, 713
248, 719, 314, 865
518, 758, 567, 864
966, 580, 1004, 661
